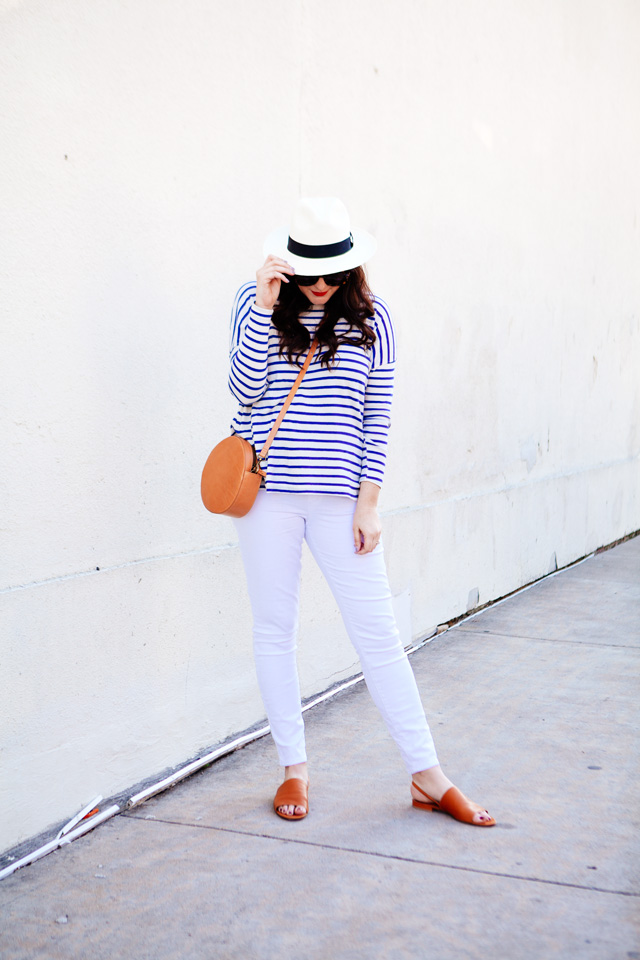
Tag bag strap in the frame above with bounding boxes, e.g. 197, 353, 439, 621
256, 339, 318, 468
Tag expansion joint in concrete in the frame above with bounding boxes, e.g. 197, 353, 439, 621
125, 814, 639, 900
0, 539, 238, 594
457, 630, 640, 650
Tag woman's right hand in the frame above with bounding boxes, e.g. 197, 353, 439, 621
255, 255, 294, 310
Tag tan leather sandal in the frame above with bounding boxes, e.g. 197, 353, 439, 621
412, 781, 495, 827
273, 778, 309, 820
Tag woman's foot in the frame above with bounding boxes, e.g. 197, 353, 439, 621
410, 765, 495, 826
275, 763, 309, 818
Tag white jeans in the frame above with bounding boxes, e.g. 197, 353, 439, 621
233, 491, 439, 774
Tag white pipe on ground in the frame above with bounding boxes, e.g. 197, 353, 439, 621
0, 804, 120, 881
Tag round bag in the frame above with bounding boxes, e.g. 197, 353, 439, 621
201, 434, 264, 518
201, 339, 318, 518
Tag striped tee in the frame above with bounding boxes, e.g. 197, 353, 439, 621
228, 281, 396, 498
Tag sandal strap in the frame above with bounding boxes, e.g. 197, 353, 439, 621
438, 786, 483, 823
412, 781, 495, 826
411, 780, 436, 803
273, 778, 308, 811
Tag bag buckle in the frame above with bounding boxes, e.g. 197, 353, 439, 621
252, 448, 266, 476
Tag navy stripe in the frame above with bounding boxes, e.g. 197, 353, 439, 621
266, 479, 361, 491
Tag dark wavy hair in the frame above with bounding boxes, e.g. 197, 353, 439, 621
272, 266, 376, 367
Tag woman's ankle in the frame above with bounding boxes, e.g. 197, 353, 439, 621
411, 765, 453, 801
283, 762, 308, 782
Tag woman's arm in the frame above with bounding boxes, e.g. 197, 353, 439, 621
353, 480, 383, 554
228, 292, 272, 405
354, 298, 397, 555
228, 257, 294, 405
361, 298, 396, 483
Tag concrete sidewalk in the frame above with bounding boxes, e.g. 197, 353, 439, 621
1, 537, 639, 959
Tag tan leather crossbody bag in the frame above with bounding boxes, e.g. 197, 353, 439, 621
201, 339, 318, 517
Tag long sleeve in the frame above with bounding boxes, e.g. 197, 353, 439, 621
361, 298, 396, 486
228, 282, 273, 405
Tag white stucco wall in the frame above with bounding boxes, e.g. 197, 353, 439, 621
1, 0, 638, 853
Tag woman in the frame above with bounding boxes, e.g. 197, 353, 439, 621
229, 197, 495, 826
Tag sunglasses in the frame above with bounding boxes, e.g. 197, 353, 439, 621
292, 271, 350, 287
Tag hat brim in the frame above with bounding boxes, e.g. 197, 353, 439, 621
263, 226, 377, 274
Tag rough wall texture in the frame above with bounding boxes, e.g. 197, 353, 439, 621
1, 0, 639, 852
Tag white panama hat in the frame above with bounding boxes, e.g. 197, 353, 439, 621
263, 197, 377, 274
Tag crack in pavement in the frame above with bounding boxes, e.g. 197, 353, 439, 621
454, 630, 640, 649
124, 814, 639, 899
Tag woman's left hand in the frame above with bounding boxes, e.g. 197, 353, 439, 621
353, 483, 382, 554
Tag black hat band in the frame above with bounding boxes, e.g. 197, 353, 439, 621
287, 233, 353, 259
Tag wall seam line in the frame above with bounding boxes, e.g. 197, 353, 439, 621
3, 455, 638, 594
